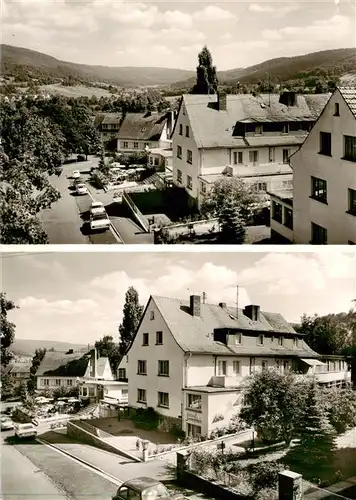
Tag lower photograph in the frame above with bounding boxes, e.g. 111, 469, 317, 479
1, 249, 356, 500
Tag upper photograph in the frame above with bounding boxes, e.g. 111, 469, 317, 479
1, 0, 356, 245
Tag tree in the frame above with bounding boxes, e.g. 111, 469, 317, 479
95, 335, 121, 374
323, 386, 356, 434
20, 380, 29, 405
118, 287, 143, 356
192, 46, 218, 95
218, 198, 246, 244
28, 348, 46, 393
1, 373, 15, 399
201, 176, 260, 223
284, 382, 337, 482
0, 293, 17, 367
240, 370, 307, 444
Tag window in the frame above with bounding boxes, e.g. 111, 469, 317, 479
150, 311, 155, 320
278, 337, 284, 346
133, 142, 139, 149
123, 141, 128, 148
254, 182, 267, 192
282, 149, 290, 164
118, 368, 126, 379
187, 175, 192, 190
179, 124, 183, 135
283, 361, 289, 371
187, 393, 202, 410
156, 331, 163, 345
334, 103, 340, 116
311, 222, 327, 244
149, 157, 153, 165
255, 125, 262, 135
282, 124, 289, 134
200, 182, 206, 194
142, 333, 149, 346
122, 389, 128, 396
311, 177, 327, 204
262, 361, 268, 372
238, 152, 243, 164
67, 379, 73, 386
187, 150, 192, 164
233, 152, 237, 164
56, 379, 61, 386
40, 379, 45, 386
89, 387, 95, 397
158, 360, 169, 376
177, 145, 182, 159
217, 360, 227, 376
348, 189, 356, 215
158, 391, 169, 408
249, 150, 258, 164
276, 360, 281, 371
187, 423, 201, 437
293, 337, 298, 348
137, 360, 147, 375
257, 334, 264, 345
272, 201, 282, 223
284, 207, 293, 230
137, 389, 146, 403
269, 147, 275, 162
235, 333, 242, 345
344, 136, 356, 162
154, 157, 159, 166
177, 169, 182, 183
319, 132, 332, 156
144, 142, 150, 148
282, 180, 293, 188
233, 360, 240, 374
186, 126, 190, 137
250, 358, 256, 374
82, 387, 88, 397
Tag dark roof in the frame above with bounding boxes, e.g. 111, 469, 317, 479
94, 113, 123, 127
122, 477, 162, 491
182, 93, 330, 148
151, 296, 318, 358
35, 351, 89, 377
117, 112, 167, 141
2, 362, 31, 375
339, 87, 356, 118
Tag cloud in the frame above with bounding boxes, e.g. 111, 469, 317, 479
18, 297, 98, 315
249, 2, 300, 16
193, 5, 237, 22
249, 4, 274, 13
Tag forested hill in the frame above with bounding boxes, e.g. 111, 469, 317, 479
1, 44, 195, 87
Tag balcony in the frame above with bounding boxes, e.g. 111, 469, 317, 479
208, 376, 241, 388
315, 371, 351, 384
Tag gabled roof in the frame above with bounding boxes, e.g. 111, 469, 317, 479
36, 351, 89, 377
182, 93, 330, 149
117, 112, 167, 141
96, 357, 113, 378
151, 295, 318, 358
2, 362, 31, 375
338, 87, 356, 118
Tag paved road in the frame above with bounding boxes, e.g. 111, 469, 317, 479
41, 156, 153, 244
2, 432, 118, 500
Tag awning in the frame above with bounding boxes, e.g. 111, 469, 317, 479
301, 358, 325, 366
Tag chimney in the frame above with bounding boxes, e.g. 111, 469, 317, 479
217, 92, 227, 111
190, 295, 201, 317
219, 302, 227, 309
202, 292, 207, 304
243, 305, 261, 322
279, 91, 297, 107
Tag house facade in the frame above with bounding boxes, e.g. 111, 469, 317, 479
291, 87, 356, 244
95, 113, 123, 146
36, 350, 88, 392
126, 294, 351, 438
117, 111, 174, 155
171, 92, 329, 208
2, 362, 31, 391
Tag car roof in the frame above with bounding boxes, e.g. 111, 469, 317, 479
121, 477, 162, 491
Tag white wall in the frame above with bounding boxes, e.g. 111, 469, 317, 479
293, 89, 356, 244
127, 298, 185, 419
37, 376, 77, 391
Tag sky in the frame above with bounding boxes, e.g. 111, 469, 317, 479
2, 249, 356, 344
2, 0, 356, 70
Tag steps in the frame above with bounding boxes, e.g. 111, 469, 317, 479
76, 403, 100, 419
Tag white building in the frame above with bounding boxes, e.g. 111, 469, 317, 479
271, 87, 356, 244
117, 111, 174, 155
171, 92, 329, 208
36, 350, 88, 391
126, 294, 350, 438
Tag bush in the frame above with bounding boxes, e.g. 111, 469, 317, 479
249, 461, 286, 494
131, 407, 159, 430
91, 171, 108, 189
170, 424, 185, 439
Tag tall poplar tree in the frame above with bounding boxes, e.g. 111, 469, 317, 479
118, 287, 143, 356
192, 46, 218, 95
0, 293, 17, 366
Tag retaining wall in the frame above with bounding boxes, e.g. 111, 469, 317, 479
122, 191, 150, 232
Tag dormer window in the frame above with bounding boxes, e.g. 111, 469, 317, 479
235, 333, 242, 345
278, 337, 284, 346
257, 334, 264, 345
255, 125, 262, 135
282, 124, 289, 134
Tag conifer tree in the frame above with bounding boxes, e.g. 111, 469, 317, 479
218, 198, 246, 244
118, 287, 143, 356
192, 46, 218, 94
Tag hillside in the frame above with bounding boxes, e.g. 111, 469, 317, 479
172, 48, 356, 89
12, 339, 88, 357
1, 44, 195, 87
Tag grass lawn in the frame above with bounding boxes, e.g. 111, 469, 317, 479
39, 84, 113, 98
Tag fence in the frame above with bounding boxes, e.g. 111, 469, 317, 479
122, 190, 150, 232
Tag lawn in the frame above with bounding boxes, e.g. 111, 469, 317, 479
39, 84, 113, 98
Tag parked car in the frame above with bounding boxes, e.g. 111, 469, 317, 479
90, 201, 106, 216
90, 212, 111, 232
14, 423, 37, 439
1, 419, 15, 431
76, 183, 88, 195
72, 170, 81, 179
113, 477, 184, 500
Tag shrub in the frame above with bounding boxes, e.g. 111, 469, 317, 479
249, 461, 286, 494
131, 407, 159, 430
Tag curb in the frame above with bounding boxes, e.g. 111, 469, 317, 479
36, 437, 123, 486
